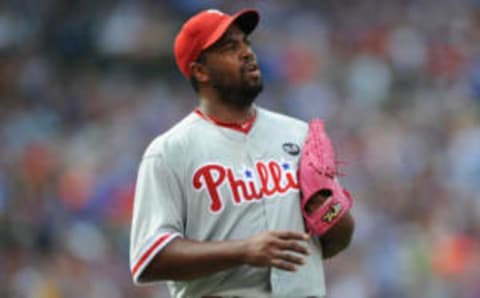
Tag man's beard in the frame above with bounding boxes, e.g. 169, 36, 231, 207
210, 70, 263, 108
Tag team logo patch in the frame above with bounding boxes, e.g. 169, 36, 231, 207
282, 142, 300, 156
323, 203, 343, 223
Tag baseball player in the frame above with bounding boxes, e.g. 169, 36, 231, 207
130, 8, 354, 297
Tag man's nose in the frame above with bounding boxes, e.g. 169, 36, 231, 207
241, 45, 255, 62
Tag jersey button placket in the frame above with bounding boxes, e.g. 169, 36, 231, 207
245, 141, 270, 232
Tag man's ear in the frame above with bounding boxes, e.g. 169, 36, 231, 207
189, 62, 209, 84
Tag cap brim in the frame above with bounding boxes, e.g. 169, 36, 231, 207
203, 9, 260, 51
232, 9, 259, 35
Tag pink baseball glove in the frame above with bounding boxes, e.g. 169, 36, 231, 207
299, 119, 353, 236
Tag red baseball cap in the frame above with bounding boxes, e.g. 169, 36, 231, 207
174, 8, 260, 78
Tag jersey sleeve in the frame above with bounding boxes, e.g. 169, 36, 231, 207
129, 154, 185, 284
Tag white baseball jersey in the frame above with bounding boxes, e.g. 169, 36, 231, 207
130, 106, 326, 297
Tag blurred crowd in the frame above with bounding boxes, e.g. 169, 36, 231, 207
1, 0, 480, 297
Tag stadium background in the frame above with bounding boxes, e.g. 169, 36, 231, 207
1, 0, 479, 297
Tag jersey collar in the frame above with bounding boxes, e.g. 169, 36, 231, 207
194, 107, 257, 134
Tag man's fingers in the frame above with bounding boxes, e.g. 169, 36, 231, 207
275, 239, 311, 255
271, 259, 297, 272
272, 250, 305, 265
272, 230, 310, 241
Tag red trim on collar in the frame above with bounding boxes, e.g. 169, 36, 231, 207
194, 108, 257, 134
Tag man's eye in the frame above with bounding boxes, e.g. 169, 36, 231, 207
223, 43, 237, 51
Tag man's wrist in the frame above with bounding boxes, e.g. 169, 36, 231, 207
234, 239, 248, 265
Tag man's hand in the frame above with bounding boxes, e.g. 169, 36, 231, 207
304, 189, 330, 215
242, 231, 311, 271
305, 192, 354, 259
